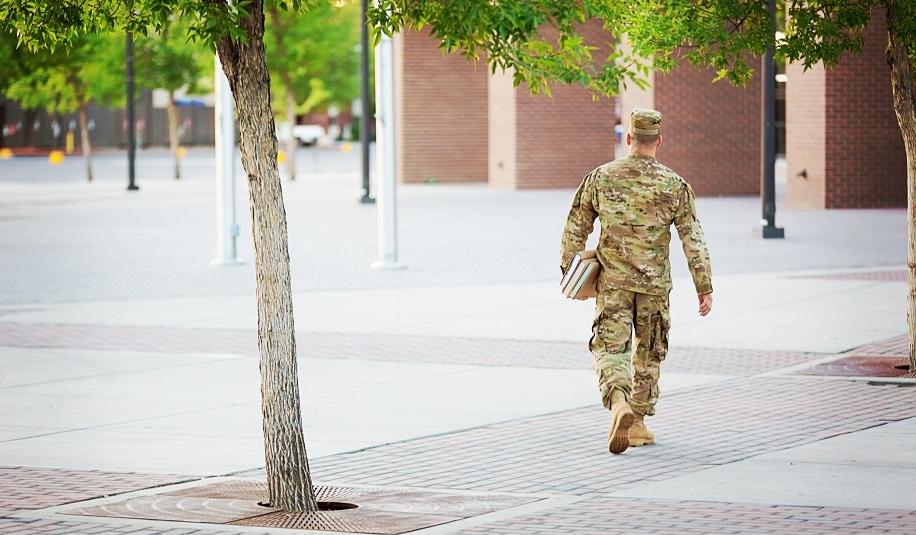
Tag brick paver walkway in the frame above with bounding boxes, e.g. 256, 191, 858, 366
1, 326, 911, 534
793, 269, 908, 282
0, 517, 264, 535
307, 377, 916, 495
458, 498, 916, 535
0, 467, 192, 517
849, 334, 911, 356
0, 322, 826, 374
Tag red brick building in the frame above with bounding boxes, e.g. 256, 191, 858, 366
394, 25, 615, 190
393, 30, 489, 185
394, 15, 906, 208
621, 62, 762, 196
785, 7, 907, 209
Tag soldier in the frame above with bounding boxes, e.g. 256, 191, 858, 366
560, 108, 713, 454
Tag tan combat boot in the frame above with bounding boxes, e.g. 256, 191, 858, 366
608, 390, 635, 454
629, 416, 655, 447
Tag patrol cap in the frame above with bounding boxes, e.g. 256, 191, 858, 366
629, 108, 662, 136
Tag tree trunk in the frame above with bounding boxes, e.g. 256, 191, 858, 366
285, 85, 297, 181
215, 0, 318, 512
885, 0, 916, 371
79, 102, 92, 182
23, 109, 34, 147
54, 112, 64, 149
167, 91, 180, 180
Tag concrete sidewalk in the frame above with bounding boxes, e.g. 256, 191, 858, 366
0, 151, 913, 534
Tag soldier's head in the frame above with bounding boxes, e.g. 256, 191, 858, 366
626, 108, 663, 154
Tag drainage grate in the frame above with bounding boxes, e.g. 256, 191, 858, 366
230, 509, 462, 533
796, 356, 916, 379
65, 479, 543, 534
65, 495, 275, 523
163, 479, 268, 500
164, 480, 382, 502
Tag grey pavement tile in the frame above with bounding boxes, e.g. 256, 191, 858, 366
0, 153, 906, 305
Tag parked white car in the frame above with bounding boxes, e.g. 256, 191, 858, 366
276, 123, 326, 147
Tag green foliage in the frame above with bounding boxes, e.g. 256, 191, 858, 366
0, 29, 26, 93
3, 0, 911, 107
2, 33, 125, 113
135, 18, 211, 96
265, 0, 360, 117
368, 0, 914, 97
0, 0, 244, 52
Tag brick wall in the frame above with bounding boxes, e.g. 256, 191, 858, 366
511, 21, 617, 189
514, 85, 616, 189
395, 30, 488, 184
823, 7, 906, 208
654, 63, 761, 196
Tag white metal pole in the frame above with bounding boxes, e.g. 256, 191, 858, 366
370, 29, 404, 270
211, 55, 243, 266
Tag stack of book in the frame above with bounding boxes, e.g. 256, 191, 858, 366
561, 250, 600, 299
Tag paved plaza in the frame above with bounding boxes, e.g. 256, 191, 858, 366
0, 147, 913, 534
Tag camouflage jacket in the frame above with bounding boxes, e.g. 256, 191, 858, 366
560, 154, 713, 296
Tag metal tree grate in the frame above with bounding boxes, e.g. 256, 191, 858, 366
796, 356, 916, 379
229, 508, 463, 533
65, 479, 543, 534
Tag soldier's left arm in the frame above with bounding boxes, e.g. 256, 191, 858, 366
673, 182, 713, 294
560, 169, 599, 272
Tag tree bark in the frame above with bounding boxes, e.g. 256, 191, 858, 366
79, 102, 92, 182
285, 83, 297, 181
167, 91, 180, 180
215, 0, 318, 512
885, 0, 916, 371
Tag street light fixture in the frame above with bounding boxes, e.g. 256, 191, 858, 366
126, 30, 139, 192
359, 0, 375, 205
758, 0, 783, 238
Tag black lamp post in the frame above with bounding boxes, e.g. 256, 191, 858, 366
126, 30, 139, 191
759, 0, 783, 238
359, 0, 375, 204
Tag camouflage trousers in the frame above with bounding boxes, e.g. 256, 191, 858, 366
590, 289, 671, 417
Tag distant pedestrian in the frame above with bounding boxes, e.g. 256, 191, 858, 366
560, 108, 713, 454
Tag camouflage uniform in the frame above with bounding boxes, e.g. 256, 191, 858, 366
561, 108, 712, 417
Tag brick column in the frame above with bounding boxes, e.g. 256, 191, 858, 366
488, 70, 517, 189
786, 7, 906, 208
785, 63, 827, 208
488, 22, 617, 190
394, 30, 488, 184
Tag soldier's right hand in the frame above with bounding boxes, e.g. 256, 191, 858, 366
698, 293, 713, 317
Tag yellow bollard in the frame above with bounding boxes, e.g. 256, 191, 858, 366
340, 143, 353, 153
65, 132, 75, 154
176, 146, 187, 159
277, 149, 286, 163
0, 148, 12, 160
48, 150, 65, 165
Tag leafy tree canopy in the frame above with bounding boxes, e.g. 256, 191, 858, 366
7, 0, 911, 102
3, 33, 124, 113
265, 0, 360, 116
368, 0, 915, 96
135, 18, 212, 96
